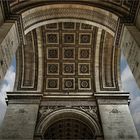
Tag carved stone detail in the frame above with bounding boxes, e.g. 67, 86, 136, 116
78, 48, 91, 60
47, 63, 59, 75
23, 6, 117, 32
63, 22, 76, 30
39, 105, 98, 121
46, 33, 59, 44
63, 48, 75, 60
79, 33, 92, 45
47, 48, 59, 60
46, 78, 59, 90
78, 63, 90, 75
80, 23, 92, 30
63, 33, 75, 44
78, 78, 91, 90
46, 23, 58, 30
63, 63, 75, 75
63, 78, 75, 90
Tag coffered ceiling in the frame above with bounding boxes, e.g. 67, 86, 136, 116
15, 21, 118, 94
7, 1, 138, 94
44, 22, 96, 93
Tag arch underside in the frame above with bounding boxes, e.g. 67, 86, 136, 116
0, 1, 139, 140
10, 0, 138, 17
44, 118, 95, 139
35, 108, 102, 139
14, 4, 121, 93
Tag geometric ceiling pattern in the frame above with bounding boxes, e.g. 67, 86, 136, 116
6, 0, 138, 94
5, 0, 138, 93
8, 0, 138, 94
44, 22, 97, 93
15, 20, 117, 93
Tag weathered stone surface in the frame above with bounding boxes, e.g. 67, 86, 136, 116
0, 104, 39, 140
98, 99, 139, 140
0, 1, 140, 140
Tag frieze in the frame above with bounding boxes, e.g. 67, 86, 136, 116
39, 105, 98, 121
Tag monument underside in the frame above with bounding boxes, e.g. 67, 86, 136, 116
14, 4, 120, 93
16, 21, 118, 93
0, 1, 139, 140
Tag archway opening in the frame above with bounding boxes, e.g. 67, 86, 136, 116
35, 108, 102, 139
44, 118, 95, 139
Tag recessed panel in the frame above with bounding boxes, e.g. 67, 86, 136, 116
78, 48, 91, 60
78, 78, 91, 90
47, 47, 59, 60
63, 78, 75, 90
78, 63, 90, 75
63, 63, 75, 75
63, 47, 75, 60
46, 33, 59, 44
46, 23, 58, 30
46, 78, 59, 90
79, 33, 92, 45
47, 63, 59, 75
63, 33, 75, 44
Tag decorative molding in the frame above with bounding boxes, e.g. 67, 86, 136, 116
21, 4, 118, 33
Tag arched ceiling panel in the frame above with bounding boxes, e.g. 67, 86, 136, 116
21, 4, 118, 34
15, 21, 120, 94
11, 2, 129, 94
9, 0, 138, 19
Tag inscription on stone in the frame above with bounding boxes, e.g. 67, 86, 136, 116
79, 63, 90, 75
63, 22, 75, 30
